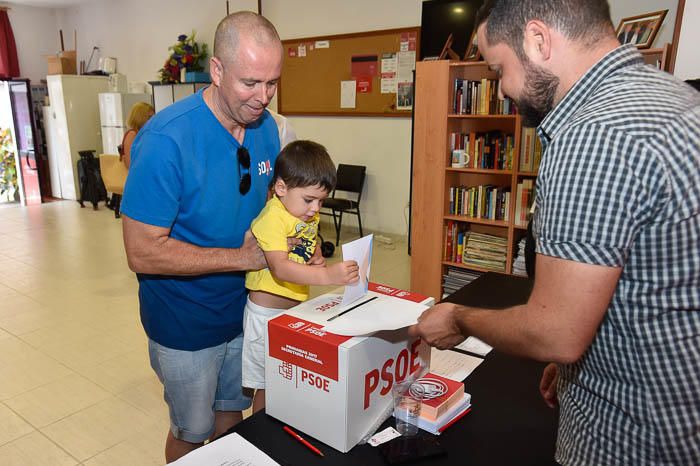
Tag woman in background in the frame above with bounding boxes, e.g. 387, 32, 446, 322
108, 102, 154, 217
120, 101, 154, 168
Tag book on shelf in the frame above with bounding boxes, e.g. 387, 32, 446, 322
519, 127, 543, 172
463, 232, 507, 272
444, 228, 508, 272
455, 231, 465, 264
445, 221, 480, 263
442, 267, 482, 297
452, 78, 515, 115
449, 130, 515, 170
448, 185, 511, 221
514, 179, 535, 226
512, 236, 527, 277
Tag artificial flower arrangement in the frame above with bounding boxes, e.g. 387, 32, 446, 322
158, 32, 208, 83
0, 128, 18, 199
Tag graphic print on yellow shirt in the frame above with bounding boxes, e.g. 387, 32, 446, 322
245, 196, 319, 301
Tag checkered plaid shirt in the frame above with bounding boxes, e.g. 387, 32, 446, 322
532, 45, 700, 465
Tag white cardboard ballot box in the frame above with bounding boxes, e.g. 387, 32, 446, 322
265, 283, 434, 453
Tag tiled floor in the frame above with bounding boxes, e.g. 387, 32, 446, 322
0, 200, 411, 465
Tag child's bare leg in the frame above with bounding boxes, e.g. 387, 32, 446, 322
252, 389, 266, 413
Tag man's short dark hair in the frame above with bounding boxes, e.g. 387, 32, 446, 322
273, 140, 337, 193
475, 0, 615, 60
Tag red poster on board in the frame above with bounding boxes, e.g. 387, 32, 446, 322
351, 55, 378, 77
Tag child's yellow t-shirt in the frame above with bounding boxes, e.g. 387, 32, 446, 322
245, 196, 319, 301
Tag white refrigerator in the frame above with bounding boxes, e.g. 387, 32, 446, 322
45, 75, 109, 200
98, 92, 150, 154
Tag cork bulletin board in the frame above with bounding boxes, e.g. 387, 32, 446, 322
278, 27, 420, 117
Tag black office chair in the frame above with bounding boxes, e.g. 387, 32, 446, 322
322, 164, 366, 245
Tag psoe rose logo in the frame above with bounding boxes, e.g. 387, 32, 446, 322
279, 362, 294, 380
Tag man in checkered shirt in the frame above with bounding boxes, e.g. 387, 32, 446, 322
409, 0, 700, 464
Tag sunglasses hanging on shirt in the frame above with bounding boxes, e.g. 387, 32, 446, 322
237, 146, 251, 195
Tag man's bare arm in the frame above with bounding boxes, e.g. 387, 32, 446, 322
122, 215, 266, 275
409, 254, 621, 364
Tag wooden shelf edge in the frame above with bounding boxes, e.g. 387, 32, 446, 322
448, 61, 487, 67
443, 215, 510, 227
442, 261, 507, 274
447, 167, 513, 175
447, 113, 517, 119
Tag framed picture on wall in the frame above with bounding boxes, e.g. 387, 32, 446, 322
463, 28, 481, 61
615, 9, 668, 49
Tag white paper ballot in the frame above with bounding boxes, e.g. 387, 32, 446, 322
454, 336, 493, 356
340, 234, 373, 307
430, 348, 484, 382
322, 294, 428, 336
170, 432, 280, 466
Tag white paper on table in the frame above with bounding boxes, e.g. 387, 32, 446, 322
340, 234, 373, 307
322, 294, 428, 336
169, 432, 279, 466
430, 348, 484, 381
340, 80, 356, 108
454, 336, 493, 356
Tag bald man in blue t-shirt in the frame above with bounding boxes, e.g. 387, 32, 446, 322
121, 12, 303, 463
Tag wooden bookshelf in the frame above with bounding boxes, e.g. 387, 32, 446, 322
410, 60, 538, 299
640, 43, 671, 71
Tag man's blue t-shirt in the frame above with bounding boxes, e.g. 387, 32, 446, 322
121, 89, 280, 351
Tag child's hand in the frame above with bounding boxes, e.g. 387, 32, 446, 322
327, 260, 360, 285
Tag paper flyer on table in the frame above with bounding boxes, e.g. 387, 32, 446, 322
454, 336, 493, 356
170, 432, 279, 466
340, 234, 373, 307
429, 348, 484, 381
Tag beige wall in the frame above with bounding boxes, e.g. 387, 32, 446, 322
13, 0, 424, 236
6, 0, 698, 235
7, 4, 59, 83
263, 0, 423, 237
674, 0, 700, 80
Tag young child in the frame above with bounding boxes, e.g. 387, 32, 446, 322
243, 140, 360, 412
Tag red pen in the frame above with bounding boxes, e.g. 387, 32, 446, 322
438, 406, 472, 433
283, 425, 324, 457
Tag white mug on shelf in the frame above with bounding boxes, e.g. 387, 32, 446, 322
451, 149, 468, 168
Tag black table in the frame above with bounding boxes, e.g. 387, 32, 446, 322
225, 273, 559, 465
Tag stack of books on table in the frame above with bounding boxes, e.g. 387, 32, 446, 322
396, 373, 472, 435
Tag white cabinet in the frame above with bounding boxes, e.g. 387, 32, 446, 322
150, 82, 209, 113
98, 92, 149, 154
45, 75, 109, 200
